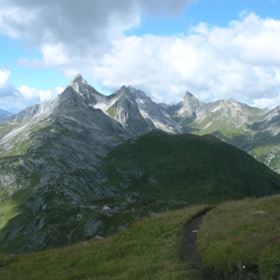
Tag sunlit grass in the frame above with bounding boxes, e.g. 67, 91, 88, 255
198, 195, 280, 279
0, 205, 208, 280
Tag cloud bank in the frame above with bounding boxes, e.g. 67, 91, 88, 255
0, 1, 280, 110
91, 12, 280, 107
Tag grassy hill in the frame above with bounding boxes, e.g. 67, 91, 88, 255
0, 205, 208, 280
0, 195, 279, 279
1, 131, 280, 254
101, 131, 280, 204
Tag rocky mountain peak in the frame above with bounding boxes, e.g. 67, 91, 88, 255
72, 74, 87, 85
62, 74, 109, 109
184, 91, 195, 99
178, 91, 204, 117
182, 91, 201, 105
118, 85, 137, 94
70, 74, 90, 94
116, 85, 147, 101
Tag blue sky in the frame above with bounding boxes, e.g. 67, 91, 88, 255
0, 0, 280, 112
0, 36, 68, 89
128, 0, 280, 36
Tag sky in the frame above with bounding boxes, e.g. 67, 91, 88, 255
0, 0, 280, 113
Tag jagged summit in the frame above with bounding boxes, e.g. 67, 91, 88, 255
71, 74, 87, 85
182, 90, 202, 106
114, 85, 147, 100
62, 74, 109, 109
184, 91, 195, 98
70, 74, 89, 95
117, 85, 133, 96
117, 85, 140, 94
177, 90, 204, 117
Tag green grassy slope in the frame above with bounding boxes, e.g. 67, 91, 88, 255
0, 205, 208, 280
1, 131, 280, 254
198, 195, 280, 279
101, 131, 280, 204
1, 196, 279, 280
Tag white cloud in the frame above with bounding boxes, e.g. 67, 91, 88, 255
0, 1, 187, 58
0, 69, 11, 88
0, 2, 280, 109
0, 84, 63, 113
18, 85, 61, 102
253, 95, 280, 109
41, 43, 69, 67
87, 12, 280, 107
0, 69, 64, 112
18, 85, 37, 99
55, 86, 64, 94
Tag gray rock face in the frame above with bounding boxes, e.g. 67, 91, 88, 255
129, 87, 180, 133
0, 74, 279, 253
177, 91, 205, 118
251, 106, 280, 135
106, 86, 155, 135
247, 106, 280, 173
0, 76, 131, 253
83, 219, 103, 238
176, 96, 264, 135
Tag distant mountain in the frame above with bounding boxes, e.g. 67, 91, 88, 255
251, 106, 280, 135
171, 93, 280, 173
248, 106, 280, 173
93, 85, 179, 134
0, 109, 12, 121
105, 86, 155, 135
1, 75, 279, 174
175, 94, 264, 137
176, 91, 205, 119
0, 74, 280, 254
86, 83, 279, 173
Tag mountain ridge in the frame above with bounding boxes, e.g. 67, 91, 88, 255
1, 74, 279, 173
58, 75, 279, 173
0, 74, 280, 253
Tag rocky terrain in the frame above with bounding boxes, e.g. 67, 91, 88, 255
87, 79, 279, 173
0, 74, 280, 253
0, 76, 130, 252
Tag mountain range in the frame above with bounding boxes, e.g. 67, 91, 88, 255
66, 75, 280, 174
0, 74, 280, 253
